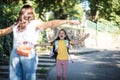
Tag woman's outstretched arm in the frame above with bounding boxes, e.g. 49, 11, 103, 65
36, 20, 80, 30
0, 26, 12, 37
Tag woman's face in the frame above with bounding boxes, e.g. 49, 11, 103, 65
58, 30, 66, 40
24, 8, 35, 20
20, 7, 35, 21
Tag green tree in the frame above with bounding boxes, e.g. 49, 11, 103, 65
88, 0, 120, 26
35, 0, 82, 20
0, 1, 23, 64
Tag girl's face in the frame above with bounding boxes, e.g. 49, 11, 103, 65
58, 30, 66, 40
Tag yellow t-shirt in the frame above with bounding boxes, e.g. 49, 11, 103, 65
57, 40, 68, 60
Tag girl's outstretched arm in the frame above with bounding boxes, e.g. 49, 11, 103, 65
0, 26, 12, 37
70, 33, 90, 45
34, 43, 51, 47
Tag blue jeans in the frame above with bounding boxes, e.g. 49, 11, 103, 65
9, 47, 38, 80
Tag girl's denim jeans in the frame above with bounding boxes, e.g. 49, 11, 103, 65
9, 47, 38, 80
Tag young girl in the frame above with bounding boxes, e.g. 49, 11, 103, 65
35, 29, 89, 80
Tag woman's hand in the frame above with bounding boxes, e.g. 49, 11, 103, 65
0, 26, 12, 36
69, 20, 80, 25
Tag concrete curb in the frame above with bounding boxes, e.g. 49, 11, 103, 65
69, 48, 100, 54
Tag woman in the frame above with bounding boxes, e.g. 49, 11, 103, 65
0, 5, 80, 80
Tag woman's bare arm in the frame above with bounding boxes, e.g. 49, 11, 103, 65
0, 26, 12, 37
36, 20, 80, 30
70, 33, 90, 45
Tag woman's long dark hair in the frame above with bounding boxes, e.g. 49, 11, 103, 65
51, 29, 70, 45
16, 5, 35, 32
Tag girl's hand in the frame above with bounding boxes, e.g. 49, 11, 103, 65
84, 33, 90, 39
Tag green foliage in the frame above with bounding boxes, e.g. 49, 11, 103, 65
47, 4, 83, 21
36, 30, 48, 51
88, 0, 120, 26
35, 0, 82, 20
39, 67, 48, 73
0, 1, 23, 64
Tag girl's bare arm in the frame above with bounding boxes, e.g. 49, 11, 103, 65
0, 26, 12, 37
34, 43, 51, 47
70, 33, 90, 45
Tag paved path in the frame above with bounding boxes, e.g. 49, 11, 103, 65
46, 50, 120, 80
1, 48, 119, 80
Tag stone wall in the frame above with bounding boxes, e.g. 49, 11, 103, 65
85, 28, 120, 50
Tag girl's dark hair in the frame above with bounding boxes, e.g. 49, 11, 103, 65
51, 29, 70, 45
16, 5, 35, 32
